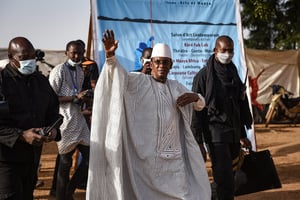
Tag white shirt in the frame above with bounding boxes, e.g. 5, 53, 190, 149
49, 63, 90, 154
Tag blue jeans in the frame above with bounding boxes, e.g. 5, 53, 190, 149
56, 144, 89, 200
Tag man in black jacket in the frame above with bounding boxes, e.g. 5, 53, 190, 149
0, 37, 61, 200
191, 35, 253, 200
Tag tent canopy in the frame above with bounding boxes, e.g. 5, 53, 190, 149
246, 48, 300, 104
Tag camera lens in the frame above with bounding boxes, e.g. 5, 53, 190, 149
35, 49, 45, 61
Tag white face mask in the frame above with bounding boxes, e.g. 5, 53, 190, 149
18, 59, 37, 75
216, 52, 234, 64
142, 58, 151, 66
68, 59, 82, 67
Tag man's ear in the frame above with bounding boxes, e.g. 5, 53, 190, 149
169, 60, 173, 69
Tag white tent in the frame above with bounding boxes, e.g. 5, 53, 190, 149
246, 48, 300, 105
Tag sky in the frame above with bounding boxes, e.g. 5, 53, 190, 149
0, 0, 90, 50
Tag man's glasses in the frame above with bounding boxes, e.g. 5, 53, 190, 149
217, 48, 234, 53
152, 59, 171, 66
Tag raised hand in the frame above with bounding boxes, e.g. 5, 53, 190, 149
102, 29, 119, 58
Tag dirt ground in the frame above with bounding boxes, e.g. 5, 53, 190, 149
33, 123, 300, 200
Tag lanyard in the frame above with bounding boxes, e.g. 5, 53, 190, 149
65, 63, 79, 94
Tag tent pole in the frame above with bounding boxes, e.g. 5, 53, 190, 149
86, 1, 93, 59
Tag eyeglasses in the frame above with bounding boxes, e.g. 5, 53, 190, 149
152, 59, 171, 66
217, 48, 234, 53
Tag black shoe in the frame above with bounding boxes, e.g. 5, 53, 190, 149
76, 181, 87, 190
76, 182, 87, 190
49, 189, 56, 197
66, 192, 75, 200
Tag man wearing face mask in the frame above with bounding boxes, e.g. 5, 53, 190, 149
48, 40, 90, 200
191, 35, 253, 200
140, 47, 153, 74
0, 37, 62, 199
136, 47, 153, 74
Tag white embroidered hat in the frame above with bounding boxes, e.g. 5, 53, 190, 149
151, 43, 172, 59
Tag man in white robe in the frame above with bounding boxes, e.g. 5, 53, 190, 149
87, 29, 211, 200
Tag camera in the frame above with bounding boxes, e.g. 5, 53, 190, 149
38, 116, 63, 136
35, 49, 45, 61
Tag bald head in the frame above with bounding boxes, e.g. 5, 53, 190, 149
214, 35, 234, 51
216, 35, 233, 44
7, 37, 37, 74
8, 37, 35, 61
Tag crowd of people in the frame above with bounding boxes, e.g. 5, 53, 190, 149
0, 30, 253, 200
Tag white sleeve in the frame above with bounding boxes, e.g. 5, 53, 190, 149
193, 93, 205, 111
105, 56, 128, 79
48, 65, 63, 95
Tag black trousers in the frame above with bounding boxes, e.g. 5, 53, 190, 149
56, 144, 89, 200
206, 142, 240, 200
0, 161, 35, 200
50, 153, 60, 193
0, 144, 42, 200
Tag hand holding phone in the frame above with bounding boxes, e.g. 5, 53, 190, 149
39, 116, 63, 136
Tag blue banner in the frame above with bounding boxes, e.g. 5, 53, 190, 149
92, 0, 246, 90
91, 0, 255, 150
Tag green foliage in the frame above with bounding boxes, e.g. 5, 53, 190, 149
240, 0, 300, 49
250, 0, 276, 21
